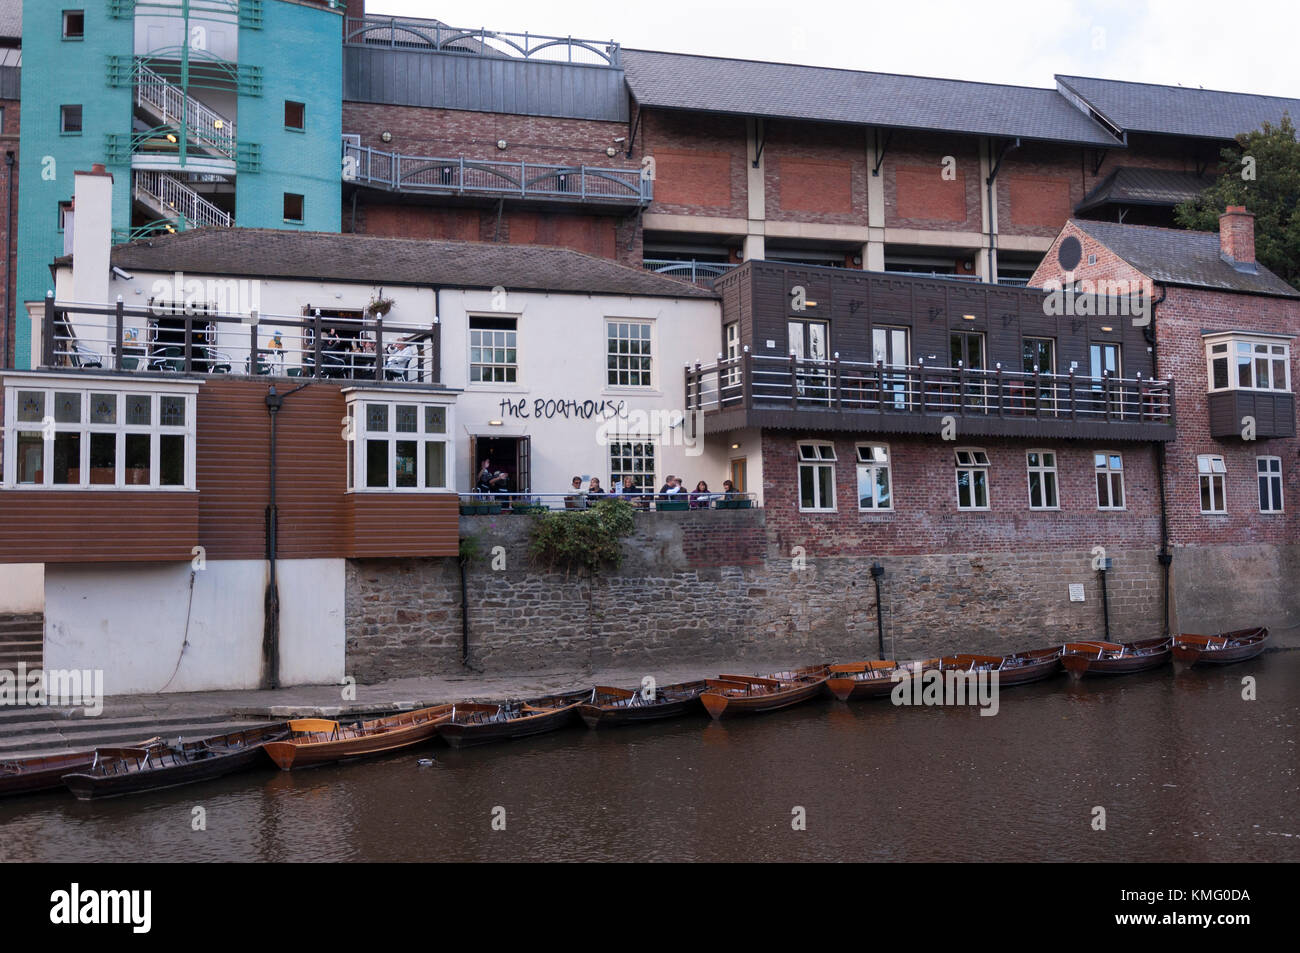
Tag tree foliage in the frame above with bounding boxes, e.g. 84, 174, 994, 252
1175, 114, 1300, 289
528, 499, 636, 573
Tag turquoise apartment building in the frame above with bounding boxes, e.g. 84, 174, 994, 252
15, 0, 343, 368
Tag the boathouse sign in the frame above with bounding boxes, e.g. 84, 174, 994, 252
497, 398, 629, 420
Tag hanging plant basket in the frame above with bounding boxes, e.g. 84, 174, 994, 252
366, 287, 394, 317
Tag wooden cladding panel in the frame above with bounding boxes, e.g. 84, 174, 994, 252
735, 262, 1156, 381
0, 491, 198, 563
347, 493, 459, 558
196, 378, 350, 560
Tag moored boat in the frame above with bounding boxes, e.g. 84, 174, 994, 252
1171, 627, 1269, 667
262, 705, 454, 770
937, 647, 1062, 686
1060, 638, 1171, 678
699, 665, 829, 719
826, 659, 940, 701
437, 691, 588, 748
2, 750, 100, 798
578, 680, 721, 728
62, 725, 289, 800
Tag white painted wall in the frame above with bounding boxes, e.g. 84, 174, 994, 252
0, 564, 43, 613
43, 559, 343, 695
439, 288, 730, 494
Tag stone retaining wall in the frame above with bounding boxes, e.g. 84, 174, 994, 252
344, 509, 1167, 680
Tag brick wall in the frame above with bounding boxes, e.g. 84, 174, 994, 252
639, 109, 749, 219
886, 132, 981, 232
765, 121, 866, 224
759, 432, 1163, 556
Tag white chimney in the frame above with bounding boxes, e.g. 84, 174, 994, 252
71, 163, 114, 307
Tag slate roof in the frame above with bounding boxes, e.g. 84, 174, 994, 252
1072, 219, 1300, 298
0, 0, 19, 42
61, 229, 718, 299
1075, 166, 1215, 213
1057, 75, 1300, 141
622, 49, 1122, 146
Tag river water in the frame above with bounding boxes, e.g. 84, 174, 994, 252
3, 653, 1296, 863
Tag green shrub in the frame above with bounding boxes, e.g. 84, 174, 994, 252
528, 499, 636, 573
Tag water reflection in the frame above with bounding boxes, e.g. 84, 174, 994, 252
1, 654, 1295, 862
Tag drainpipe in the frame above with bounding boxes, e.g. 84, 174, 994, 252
264, 381, 312, 689
3, 151, 13, 369
870, 561, 886, 659
1144, 285, 1171, 637
985, 138, 1020, 282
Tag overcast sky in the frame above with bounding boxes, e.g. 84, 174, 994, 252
365, 0, 1300, 98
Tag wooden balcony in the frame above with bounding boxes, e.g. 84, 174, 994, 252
685, 354, 1177, 442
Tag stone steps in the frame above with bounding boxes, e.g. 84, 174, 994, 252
0, 710, 275, 759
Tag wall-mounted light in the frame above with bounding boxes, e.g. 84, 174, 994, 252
962, 313, 976, 321
496, 139, 508, 150
605, 146, 617, 158
730, 442, 741, 450
381, 131, 392, 143
1100, 325, 1114, 332
488, 419, 503, 427
213, 119, 224, 130
165, 133, 178, 143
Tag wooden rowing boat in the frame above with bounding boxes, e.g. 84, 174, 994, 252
937, 647, 1063, 686
62, 725, 289, 800
1, 735, 167, 798
826, 659, 940, 701
1171, 627, 1269, 667
262, 705, 454, 770
1060, 638, 1171, 678
437, 691, 588, 748
578, 680, 723, 728
699, 665, 829, 719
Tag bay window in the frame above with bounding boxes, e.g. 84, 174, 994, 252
3, 379, 196, 490
1206, 335, 1291, 393
346, 393, 453, 492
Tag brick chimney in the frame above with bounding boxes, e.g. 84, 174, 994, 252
1219, 206, 1256, 272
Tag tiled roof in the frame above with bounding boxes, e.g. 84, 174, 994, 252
623, 49, 1122, 146
1075, 166, 1215, 212
1057, 75, 1300, 140
70, 229, 717, 299
1072, 220, 1300, 297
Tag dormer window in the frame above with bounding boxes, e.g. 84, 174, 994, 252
1206, 334, 1291, 393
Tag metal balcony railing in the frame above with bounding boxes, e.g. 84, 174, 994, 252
344, 17, 621, 66
134, 170, 232, 229
136, 62, 237, 158
40, 296, 439, 384
342, 140, 651, 204
643, 259, 736, 287
457, 492, 758, 513
685, 353, 1175, 429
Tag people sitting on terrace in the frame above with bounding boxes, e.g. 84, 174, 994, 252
588, 477, 605, 497
658, 475, 683, 499
476, 459, 493, 489
722, 479, 738, 498
565, 476, 586, 509
690, 481, 711, 508
616, 475, 643, 497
